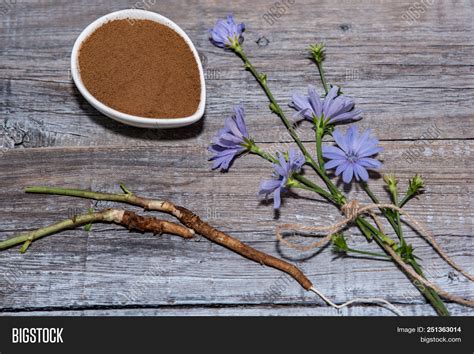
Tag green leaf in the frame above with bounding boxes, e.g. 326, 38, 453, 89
84, 208, 94, 232
331, 233, 348, 253
120, 183, 132, 195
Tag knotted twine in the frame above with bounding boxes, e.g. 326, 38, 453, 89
276, 200, 474, 307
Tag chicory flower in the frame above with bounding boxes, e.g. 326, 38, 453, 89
290, 85, 362, 124
322, 125, 382, 183
259, 148, 305, 209
209, 15, 245, 48
209, 104, 251, 171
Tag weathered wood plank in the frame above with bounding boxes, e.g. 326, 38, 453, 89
0, 143, 472, 315
1, 303, 471, 317
0, 0, 473, 316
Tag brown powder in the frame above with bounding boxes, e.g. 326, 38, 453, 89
78, 19, 201, 118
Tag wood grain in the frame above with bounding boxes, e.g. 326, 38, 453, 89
0, 0, 473, 315
0, 304, 471, 317
0, 144, 472, 315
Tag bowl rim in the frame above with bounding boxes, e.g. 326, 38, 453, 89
70, 9, 206, 128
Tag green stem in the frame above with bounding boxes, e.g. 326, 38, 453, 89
355, 210, 449, 315
315, 121, 325, 170
293, 175, 336, 203
364, 227, 449, 316
315, 61, 329, 95
249, 144, 277, 163
234, 46, 304, 153
357, 216, 396, 246
249, 118, 447, 316
361, 182, 406, 246
0, 209, 120, 252
234, 45, 341, 200
410, 260, 450, 316
392, 192, 405, 247
249, 144, 334, 203
292, 181, 320, 193
345, 247, 391, 260
237, 44, 449, 315
399, 193, 412, 208
26, 186, 135, 203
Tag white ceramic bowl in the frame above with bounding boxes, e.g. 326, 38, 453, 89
71, 9, 206, 129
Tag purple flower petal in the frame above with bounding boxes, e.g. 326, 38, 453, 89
289, 85, 362, 125
322, 145, 346, 159
335, 161, 349, 176
290, 93, 313, 121
332, 129, 349, 153
358, 158, 382, 168
219, 132, 243, 144
273, 164, 287, 178
208, 105, 250, 171
259, 179, 281, 194
328, 109, 362, 124
234, 104, 247, 137
273, 187, 282, 209
325, 159, 345, 169
353, 128, 372, 152
307, 85, 323, 117
291, 93, 310, 110
342, 163, 354, 183
209, 15, 245, 48
322, 86, 339, 114
258, 148, 304, 209
345, 125, 358, 151
354, 163, 369, 181
358, 144, 383, 157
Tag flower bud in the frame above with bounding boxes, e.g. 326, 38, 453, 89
384, 173, 398, 186
408, 174, 424, 194
309, 43, 326, 63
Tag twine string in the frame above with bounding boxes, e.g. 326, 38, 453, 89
276, 200, 474, 308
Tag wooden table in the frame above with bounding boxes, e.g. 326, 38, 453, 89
0, 0, 472, 316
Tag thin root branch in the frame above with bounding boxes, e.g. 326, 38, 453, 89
309, 286, 404, 316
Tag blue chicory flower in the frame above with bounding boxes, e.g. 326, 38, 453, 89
290, 85, 362, 124
259, 148, 305, 209
322, 125, 383, 183
209, 104, 250, 171
209, 15, 245, 48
